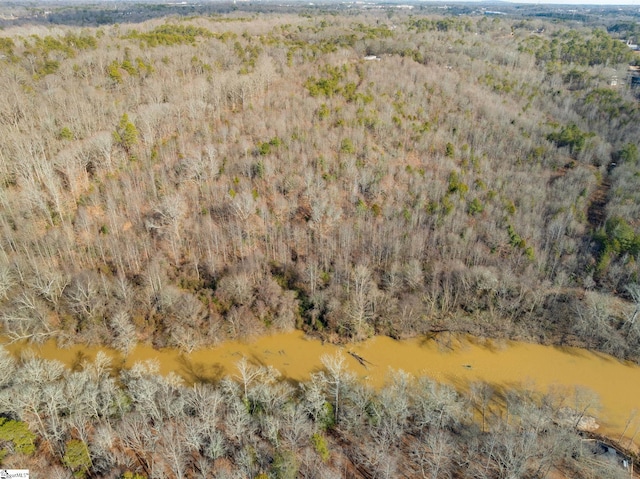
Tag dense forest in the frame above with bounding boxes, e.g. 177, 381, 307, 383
0, 348, 629, 478
0, 5, 639, 355
0, 3, 639, 477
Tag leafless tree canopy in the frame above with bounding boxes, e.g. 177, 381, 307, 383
0, 4, 638, 476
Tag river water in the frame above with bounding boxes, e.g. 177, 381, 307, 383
3, 331, 640, 446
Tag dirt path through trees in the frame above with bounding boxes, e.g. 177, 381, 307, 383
587, 168, 612, 231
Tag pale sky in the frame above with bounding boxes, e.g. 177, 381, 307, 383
501, 0, 639, 4
506, 0, 640, 4
422, 0, 639, 5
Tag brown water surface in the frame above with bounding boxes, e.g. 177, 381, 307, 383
3, 331, 640, 446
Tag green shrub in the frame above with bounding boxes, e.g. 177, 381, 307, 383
271, 449, 299, 479
507, 225, 535, 260
445, 142, 455, 157
113, 113, 139, 153
305, 65, 345, 97
318, 103, 330, 120
58, 127, 74, 140
468, 198, 484, 216
618, 143, 639, 164
124, 24, 213, 47
258, 142, 271, 156
0, 37, 16, 61
311, 433, 330, 462
507, 224, 524, 249
547, 123, 592, 156
0, 418, 36, 457
595, 217, 640, 263
448, 171, 468, 197
108, 61, 123, 83
122, 472, 146, 479
340, 138, 355, 154
63, 439, 92, 478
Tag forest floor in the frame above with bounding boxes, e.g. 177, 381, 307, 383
587, 166, 613, 231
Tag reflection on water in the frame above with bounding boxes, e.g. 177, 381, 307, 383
3, 330, 640, 446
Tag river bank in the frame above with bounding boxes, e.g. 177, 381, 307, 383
3, 330, 640, 449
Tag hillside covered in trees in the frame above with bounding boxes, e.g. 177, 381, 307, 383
0, 3, 640, 477
1, 5, 639, 356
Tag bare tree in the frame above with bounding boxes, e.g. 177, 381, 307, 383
156, 420, 188, 479
0, 259, 15, 300
411, 430, 454, 479
470, 381, 494, 434
109, 310, 137, 354
344, 264, 377, 339
624, 283, 640, 334
319, 351, 354, 426
235, 357, 265, 402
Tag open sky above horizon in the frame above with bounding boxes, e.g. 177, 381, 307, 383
53, 0, 640, 6
499, 0, 639, 5
446, 0, 639, 5
48, 0, 640, 7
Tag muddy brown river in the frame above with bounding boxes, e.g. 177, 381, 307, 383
3, 331, 640, 446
